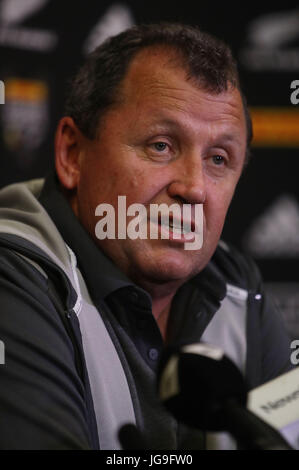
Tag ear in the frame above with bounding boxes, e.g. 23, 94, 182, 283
55, 117, 84, 190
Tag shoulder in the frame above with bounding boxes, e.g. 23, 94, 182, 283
0, 243, 92, 448
0, 244, 49, 292
212, 241, 293, 386
0, 243, 74, 355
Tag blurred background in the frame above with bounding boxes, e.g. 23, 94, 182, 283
0, 0, 299, 338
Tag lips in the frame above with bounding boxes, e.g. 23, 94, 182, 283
146, 212, 197, 244
158, 213, 196, 234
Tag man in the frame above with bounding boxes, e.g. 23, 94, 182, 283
0, 23, 292, 450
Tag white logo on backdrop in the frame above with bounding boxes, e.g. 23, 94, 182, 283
0, 80, 4, 104
83, 3, 134, 55
243, 194, 299, 258
0, 0, 57, 51
0, 0, 48, 25
240, 8, 299, 72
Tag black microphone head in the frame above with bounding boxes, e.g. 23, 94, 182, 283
157, 343, 247, 431
118, 423, 147, 450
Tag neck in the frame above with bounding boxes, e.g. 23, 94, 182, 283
152, 297, 173, 342
133, 279, 181, 342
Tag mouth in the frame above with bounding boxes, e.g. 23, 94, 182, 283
163, 215, 196, 234
149, 213, 196, 243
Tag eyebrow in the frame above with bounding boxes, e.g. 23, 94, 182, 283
146, 118, 243, 146
146, 118, 181, 130
214, 133, 243, 146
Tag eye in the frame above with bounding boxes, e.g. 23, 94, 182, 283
212, 154, 226, 165
152, 141, 168, 152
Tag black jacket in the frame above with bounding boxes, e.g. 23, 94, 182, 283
0, 177, 293, 449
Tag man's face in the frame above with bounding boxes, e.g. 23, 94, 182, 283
73, 48, 247, 287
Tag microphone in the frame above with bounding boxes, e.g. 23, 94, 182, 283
157, 343, 293, 450
118, 423, 147, 450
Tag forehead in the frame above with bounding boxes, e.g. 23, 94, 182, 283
116, 47, 246, 138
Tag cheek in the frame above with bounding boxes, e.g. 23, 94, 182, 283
123, 168, 160, 203
205, 186, 234, 230
80, 159, 124, 203
128, 169, 144, 190
210, 177, 238, 207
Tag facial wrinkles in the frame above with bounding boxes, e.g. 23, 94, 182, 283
107, 60, 246, 189
125, 88, 191, 130
134, 83, 243, 140
119, 54, 246, 147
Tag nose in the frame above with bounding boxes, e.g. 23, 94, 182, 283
167, 156, 206, 205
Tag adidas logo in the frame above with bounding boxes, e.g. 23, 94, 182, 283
243, 194, 299, 258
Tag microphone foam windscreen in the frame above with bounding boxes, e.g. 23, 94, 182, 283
157, 343, 247, 431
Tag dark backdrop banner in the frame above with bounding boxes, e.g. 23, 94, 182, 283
0, 1, 299, 282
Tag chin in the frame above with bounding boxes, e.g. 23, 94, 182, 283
134, 249, 201, 284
